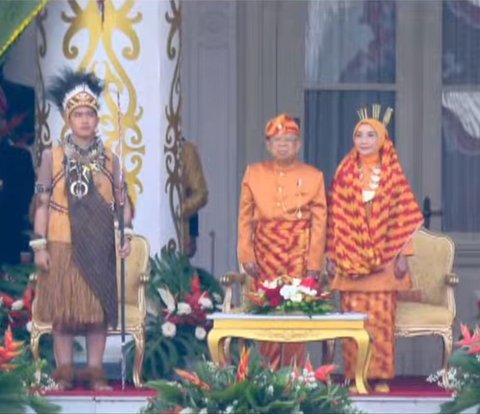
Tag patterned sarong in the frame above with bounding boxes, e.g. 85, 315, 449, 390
253, 219, 310, 370
341, 291, 397, 379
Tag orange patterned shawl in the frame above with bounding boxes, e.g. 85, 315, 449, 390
327, 122, 423, 277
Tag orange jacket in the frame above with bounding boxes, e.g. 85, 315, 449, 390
238, 161, 327, 271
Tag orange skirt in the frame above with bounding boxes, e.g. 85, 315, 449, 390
341, 291, 397, 380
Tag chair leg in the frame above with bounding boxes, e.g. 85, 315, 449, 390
322, 339, 335, 364
131, 329, 145, 388
30, 325, 43, 384
441, 329, 453, 371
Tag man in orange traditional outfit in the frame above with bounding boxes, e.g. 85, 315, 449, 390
238, 113, 327, 370
327, 105, 424, 393
31, 69, 133, 390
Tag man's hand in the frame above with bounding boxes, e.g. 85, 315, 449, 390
394, 255, 409, 279
34, 250, 50, 272
242, 262, 260, 279
326, 258, 336, 278
305, 270, 322, 291
118, 238, 131, 258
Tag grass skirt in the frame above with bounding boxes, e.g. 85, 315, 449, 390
35, 241, 105, 330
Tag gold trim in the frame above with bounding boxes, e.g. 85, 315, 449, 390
164, 0, 182, 252
34, 7, 51, 169
61, 0, 144, 204
0, 0, 49, 58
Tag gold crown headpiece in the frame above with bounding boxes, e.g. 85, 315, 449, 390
356, 104, 393, 127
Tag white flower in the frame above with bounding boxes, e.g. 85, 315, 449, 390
279, 285, 299, 300
198, 295, 213, 309
161, 321, 177, 337
199, 409, 208, 414
212, 292, 222, 303
291, 292, 303, 303
262, 279, 280, 289
291, 278, 302, 286
179, 408, 194, 414
195, 326, 207, 340
225, 405, 234, 413
11, 299, 24, 310
177, 302, 192, 315
266, 384, 274, 396
26, 321, 32, 332
298, 286, 317, 296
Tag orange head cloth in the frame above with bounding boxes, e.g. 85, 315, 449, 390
353, 118, 388, 152
265, 114, 300, 140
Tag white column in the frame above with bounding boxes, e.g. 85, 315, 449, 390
36, 0, 181, 253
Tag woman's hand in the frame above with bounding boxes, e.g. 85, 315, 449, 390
118, 238, 132, 258
242, 262, 260, 279
394, 255, 409, 279
34, 250, 51, 272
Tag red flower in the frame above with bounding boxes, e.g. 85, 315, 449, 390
0, 326, 24, 370
22, 285, 35, 313
236, 347, 250, 382
314, 364, 337, 382
468, 344, 480, 355
175, 368, 211, 390
263, 285, 283, 308
0, 293, 14, 308
456, 324, 480, 348
300, 277, 317, 290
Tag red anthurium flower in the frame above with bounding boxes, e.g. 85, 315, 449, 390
22, 285, 35, 313
4, 325, 23, 352
0, 293, 15, 308
175, 368, 211, 390
314, 364, 337, 382
236, 347, 250, 382
300, 277, 317, 290
456, 324, 480, 348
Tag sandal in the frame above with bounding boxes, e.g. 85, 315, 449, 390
52, 365, 74, 390
83, 367, 113, 391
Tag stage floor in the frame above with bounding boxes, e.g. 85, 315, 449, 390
41, 376, 476, 414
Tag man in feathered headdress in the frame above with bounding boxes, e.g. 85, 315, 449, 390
31, 68, 133, 390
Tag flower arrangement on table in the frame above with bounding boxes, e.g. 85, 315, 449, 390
427, 323, 480, 413
125, 248, 224, 381
0, 325, 60, 413
142, 347, 363, 414
245, 274, 334, 316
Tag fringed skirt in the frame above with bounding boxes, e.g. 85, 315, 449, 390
35, 241, 105, 330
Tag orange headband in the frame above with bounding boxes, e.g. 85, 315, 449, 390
265, 113, 300, 140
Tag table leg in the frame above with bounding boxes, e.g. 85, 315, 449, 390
207, 329, 227, 364
352, 330, 372, 394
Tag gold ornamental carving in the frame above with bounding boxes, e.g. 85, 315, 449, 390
34, 7, 51, 169
61, 0, 144, 203
164, 0, 182, 252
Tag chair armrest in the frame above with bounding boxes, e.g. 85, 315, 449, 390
221, 272, 247, 287
445, 272, 458, 287
221, 272, 248, 313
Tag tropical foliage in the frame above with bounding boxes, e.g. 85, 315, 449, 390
427, 323, 480, 413
125, 248, 223, 381
0, 325, 59, 414
142, 348, 363, 414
